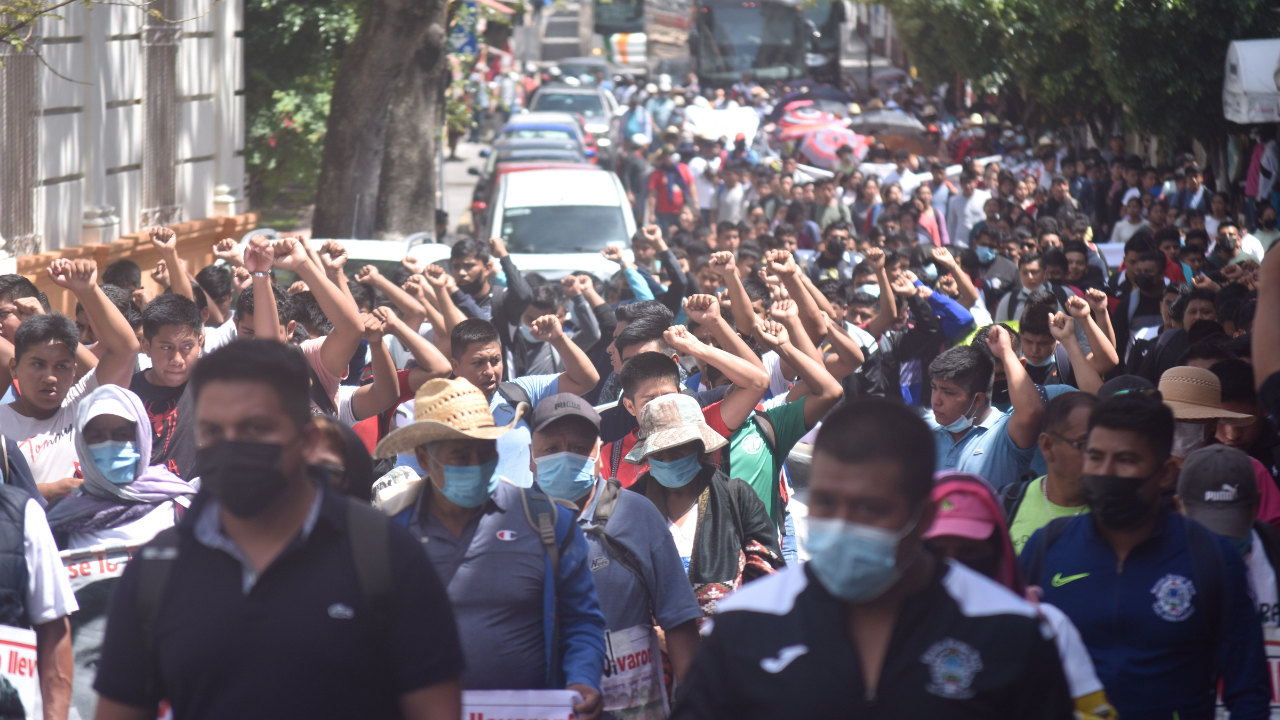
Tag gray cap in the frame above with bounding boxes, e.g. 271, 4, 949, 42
532, 393, 601, 433
1177, 445, 1258, 539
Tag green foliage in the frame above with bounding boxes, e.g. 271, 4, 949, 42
0, 0, 91, 52
244, 0, 361, 204
886, 0, 1280, 144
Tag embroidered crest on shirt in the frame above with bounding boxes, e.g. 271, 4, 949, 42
921, 638, 983, 699
1151, 574, 1196, 622
742, 436, 765, 455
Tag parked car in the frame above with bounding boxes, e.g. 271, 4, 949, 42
478, 167, 637, 280
468, 137, 589, 228
497, 111, 599, 163
527, 84, 620, 162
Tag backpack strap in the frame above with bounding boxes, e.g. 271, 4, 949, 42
608, 438, 625, 481
497, 381, 532, 413
135, 527, 182, 661
751, 412, 776, 451
1000, 478, 1032, 524
520, 487, 562, 579
346, 500, 392, 636
1024, 516, 1073, 587
584, 479, 649, 592
1, 435, 8, 486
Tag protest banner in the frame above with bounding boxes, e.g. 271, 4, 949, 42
462, 689, 583, 720
60, 544, 139, 720
0, 624, 41, 720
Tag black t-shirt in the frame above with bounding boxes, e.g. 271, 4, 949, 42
129, 370, 197, 479
93, 489, 464, 717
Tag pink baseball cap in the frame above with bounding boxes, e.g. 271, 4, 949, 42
923, 490, 998, 541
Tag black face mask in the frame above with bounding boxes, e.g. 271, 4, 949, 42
989, 380, 1012, 413
1132, 273, 1160, 293
196, 441, 292, 518
1080, 473, 1154, 530
458, 276, 486, 296
1263, 217, 1278, 230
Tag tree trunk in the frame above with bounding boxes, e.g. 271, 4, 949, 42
374, 3, 450, 240
312, 0, 432, 239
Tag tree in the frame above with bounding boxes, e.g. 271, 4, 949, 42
311, 0, 439, 240
373, 1, 450, 240
244, 0, 361, 206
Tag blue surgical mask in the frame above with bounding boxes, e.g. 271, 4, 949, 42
89, 441, 140, 485
647, 453, 702, 488
1232, 532, 1253, 557
855, 283, 880, 298
429, 453, 499, 508
1025, 354, 1055, 368
806, 515, 919, 602
941, 396, 978, 433
976, 246, 997, 263
519, 324, 539, 343
922, 264, 939, 281
534, 451, 598, 501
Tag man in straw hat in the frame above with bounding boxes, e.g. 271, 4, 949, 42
94, 340, 466, 720
1157, 365, 1254, 463
623, 392, 781, 616
528, 393, 702, 716
374, 377, 606, 719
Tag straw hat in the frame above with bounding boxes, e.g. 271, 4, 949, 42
373, 378, 524, 459
1157, 366, 1254, 425
624, 394, 727, 464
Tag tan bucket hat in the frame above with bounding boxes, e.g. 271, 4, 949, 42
373, 378, 524, 459
1158, 366, 1254, 426
624, 393, 727, 464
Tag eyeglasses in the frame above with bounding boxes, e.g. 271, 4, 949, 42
1048, 431, 1087, 453
1109, 387, 1163, 401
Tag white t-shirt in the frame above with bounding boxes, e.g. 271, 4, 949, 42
0, 369, 100, 486
337, 384, 361, 427
66, 501, 178, 551
715, 183, 746, 224
24, 499, 79, 624
201, 318, 238, 354
688, 156, 721, 210
668, 503, 698, 575
760, 351, 795, 400
1248, 530, 1279, 628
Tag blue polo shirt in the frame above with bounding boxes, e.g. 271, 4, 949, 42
491, 374, 561, 488
926, 406, 1035, 490
576, 478, 702, 632
407, 481, 606, 692
1021, 511, 1270, 720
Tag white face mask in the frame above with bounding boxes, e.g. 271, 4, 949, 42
1172, 422, 1208, 458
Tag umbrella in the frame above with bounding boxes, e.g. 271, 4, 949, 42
776, 107, 843, 140
799, 128, 871, 167
847, 108, 927, 137
766, 86, 855, 122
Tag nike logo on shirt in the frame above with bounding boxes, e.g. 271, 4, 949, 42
1052, 572, 1089, 587
760, 645, 809, 673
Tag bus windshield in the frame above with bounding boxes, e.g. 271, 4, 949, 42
595, 0, 643, 33
694, 0, 807, 83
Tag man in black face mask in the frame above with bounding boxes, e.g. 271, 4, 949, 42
1021, 393, 1270, 720
92, 340, 465, 720
1110, 249, 1167, 372
446, 236, 534, 360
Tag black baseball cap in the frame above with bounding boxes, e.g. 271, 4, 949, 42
1177, 445, 1258, 540
532, 393, 601, 433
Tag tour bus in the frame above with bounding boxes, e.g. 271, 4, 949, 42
594, 0, 693, 73
690, 0, 853, 87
